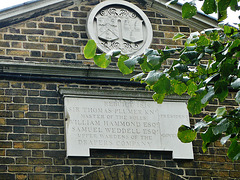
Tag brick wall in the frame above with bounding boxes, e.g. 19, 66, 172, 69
0, 0, 239, 180
0, 81, 239, 179
0, 1, 191, 67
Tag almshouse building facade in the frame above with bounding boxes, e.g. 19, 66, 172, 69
0, 0, 239, 179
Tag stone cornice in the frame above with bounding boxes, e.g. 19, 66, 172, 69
0, 0, 74, 28
145, 0, 218, 30
0, 61, 132, 80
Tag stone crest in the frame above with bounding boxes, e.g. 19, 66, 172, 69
97, 16, 119, 41
87, 1, 153, 56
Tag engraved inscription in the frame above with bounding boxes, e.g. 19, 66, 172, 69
67, 101, 159, 148
64, 98, 194, 159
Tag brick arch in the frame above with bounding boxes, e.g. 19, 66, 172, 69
78, 165, 187, 180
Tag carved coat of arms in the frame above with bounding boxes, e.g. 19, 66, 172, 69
97, 17, 119, 41
122, 19, 143, 43
87, 1, 152, 56
97, 16, 143, 43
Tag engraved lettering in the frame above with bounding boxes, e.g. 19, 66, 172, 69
65, 97, 193, 159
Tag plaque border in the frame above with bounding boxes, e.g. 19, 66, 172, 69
59, 88, 193, 159
59, 88, 189, 102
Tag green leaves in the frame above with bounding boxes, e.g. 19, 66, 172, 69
118, 55, 133, 75
194, 121, 209, 132
214, 81, 228, 102
173, 33, 185, 41
178, 125, 197, 143
107, 50, 121, 57
220, 134, 231, 145
185, 32, 200, 45
196, 106, 240, 160
203, 115, 215, 122
168, 0, 238, 21
203, 73, 220, 85
147, 55, 162, 69
231, 78, 240, 89
131, 73, 145, 82
180, 51, 199, 64
220, 58, 236, 77
235, 91, 240, 104
188, 96, 202, 115
173, 64, 188, 72
169, 0, 237, 23
152, 93, 165, 104
224, 25, 238, 36
228, 139, 240, 160
201, 86, 214, 104
201, 127, 222, 152
182, 2, 197, 19
202, 28, 221, 41
212, 118, 230, 135
84, 21, 240, 160
216, 107, 227, 117
124, 56, 141, 69
201, 0, 217, 14
228, 39, 240, 53
84, 40, 123, 68
172, 80, 187, 95
94, 54, 110, 68
197, 35, 210, 46
229, 0, 239, 11
152, 75, 171, 94
84, 39, 97, 59
187, 82, 198, 96
217, 0, 231, 21
144, 70, 163, 85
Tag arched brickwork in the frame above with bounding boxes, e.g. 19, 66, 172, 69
79, 165, 186, 180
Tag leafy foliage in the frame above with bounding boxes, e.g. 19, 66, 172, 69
178, 125, 197, 143
172, 0, 240, 21
84, 39, 96, 59
182, 2, 197, 19
84, 1, 240, 160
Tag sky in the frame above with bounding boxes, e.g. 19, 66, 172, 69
1, 0, 32, 10
0, 0, 239, 25
178, 0, 240, 26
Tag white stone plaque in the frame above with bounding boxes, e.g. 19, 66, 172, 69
64, 97, 193, 159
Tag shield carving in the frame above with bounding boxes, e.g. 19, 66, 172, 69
97, 17, 119, 41
121, 19, 143, 43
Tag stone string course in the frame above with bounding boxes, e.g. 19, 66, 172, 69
0, 0, 239, 179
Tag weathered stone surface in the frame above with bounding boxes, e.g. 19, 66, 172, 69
64, 96, 193, 159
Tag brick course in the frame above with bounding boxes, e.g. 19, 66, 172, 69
0, 1, 191, 67
1, 80, 238, 179
0, 0, 239, 179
